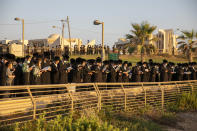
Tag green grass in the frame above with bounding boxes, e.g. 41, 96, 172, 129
167, 91, 197, 112
70, 54, 196, 65
2, 92, 197, 131
1, 107, 164, 131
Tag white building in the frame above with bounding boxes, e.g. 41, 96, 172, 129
0, 39, 29, 46
155, 29, 178, 55
28, 34, 95, 51
114, 38, 130, 48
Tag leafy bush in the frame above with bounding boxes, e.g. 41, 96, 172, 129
128, 47, 136, 54
167, 92, 197, 112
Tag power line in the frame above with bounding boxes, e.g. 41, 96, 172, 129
0, 20, 59, 26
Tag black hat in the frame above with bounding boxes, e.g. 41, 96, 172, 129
163, 59, 168, 63
123, 61, 128, 65
88, 59, 95, 65
149, 59, 153, 63
63, 54, 69, 61
33, 53, 39, 57
128, 62, 132, 67
70, 58, 76, 64
103, 60, 109, 65
4, 53, 15, 61
44, 52, 50, 58
54, 56, 60, 61
118, 59, 122, 64
137, 62, 142, 66
76, 57, 82, 64
96, 57, 102, 63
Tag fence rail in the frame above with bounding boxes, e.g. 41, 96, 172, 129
0, 80, 197, 126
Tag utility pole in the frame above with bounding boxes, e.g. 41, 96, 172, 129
101, 22, 105, 61
67, 16, 72, 55
22, 19, 25, 57
61, 20, 65, 52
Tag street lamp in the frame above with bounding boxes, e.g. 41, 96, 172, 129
93, 20, 105, 61
52, 22, 65, 52
14, 17, 25, 57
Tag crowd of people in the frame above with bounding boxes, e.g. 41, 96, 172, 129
0, 53, 197, 87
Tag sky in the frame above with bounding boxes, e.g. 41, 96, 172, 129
0, 0, 197, 47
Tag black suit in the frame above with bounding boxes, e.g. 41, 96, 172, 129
41, 61, 51, 84
0, 62, 6, 86
160, 65, 168, 82
58, 61, 68, 84
50, 63, 59, 84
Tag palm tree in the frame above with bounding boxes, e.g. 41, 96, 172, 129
178, 30, 197, 62
126, 21, 157, 62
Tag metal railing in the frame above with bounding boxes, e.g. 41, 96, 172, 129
0, 80, 197, 126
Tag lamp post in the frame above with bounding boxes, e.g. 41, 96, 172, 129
53, 21, 65, 52
14, 17, 25, 57
93, 20, 105, 61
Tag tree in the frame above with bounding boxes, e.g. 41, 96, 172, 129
128, 45, 136, 54
177, 30, 197, 62
126, 21, 157, 62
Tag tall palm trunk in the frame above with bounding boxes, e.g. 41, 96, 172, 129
141, 42, 145, 63
188, 49, 193, 62
141, 51, 145, 63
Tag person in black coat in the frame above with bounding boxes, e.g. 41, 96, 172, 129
109, 61, 117, 83
122, 61, 129, 83
50, 56, 60, 84
83, 60, 93, 83
183, 64, 190, 80
160, 60, 168, 82
141, 62, 149, 82
92, 59, 103, 83
102, 61, 110, 83
116, 60, 123, 82
58, 58, 69, 84
149, 63, 157, 82
72, 58, 84, 83
176, 64, 184, 81
72, 65, 83, 83
41, 57, 51, 84
14, 58, 23, 85
0, 58, 7, 86
132, 62, 142, 82
190, 62, 197, 80
167, 63, 176, 81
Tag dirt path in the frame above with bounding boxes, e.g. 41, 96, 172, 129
166, 112, 197, 131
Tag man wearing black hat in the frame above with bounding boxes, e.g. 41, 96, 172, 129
141, 62, 149, 82
83, 59, 93, 83
41, 55, 51, 84
72, 57, 83, 83
50, 56, 60, 84
14, 58, 23, 85
176, 64, 184, 81
122, 61, 129, 82
109, 60, 117, 82
132, 62, 142, 82
116, 60, 123, 82
160, 60, 169, 82
149, 63, 157, 82
92, 58, 103, 82
58, 55, 70, 84
189, 62, 197, 80
0, 55, 7, 86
